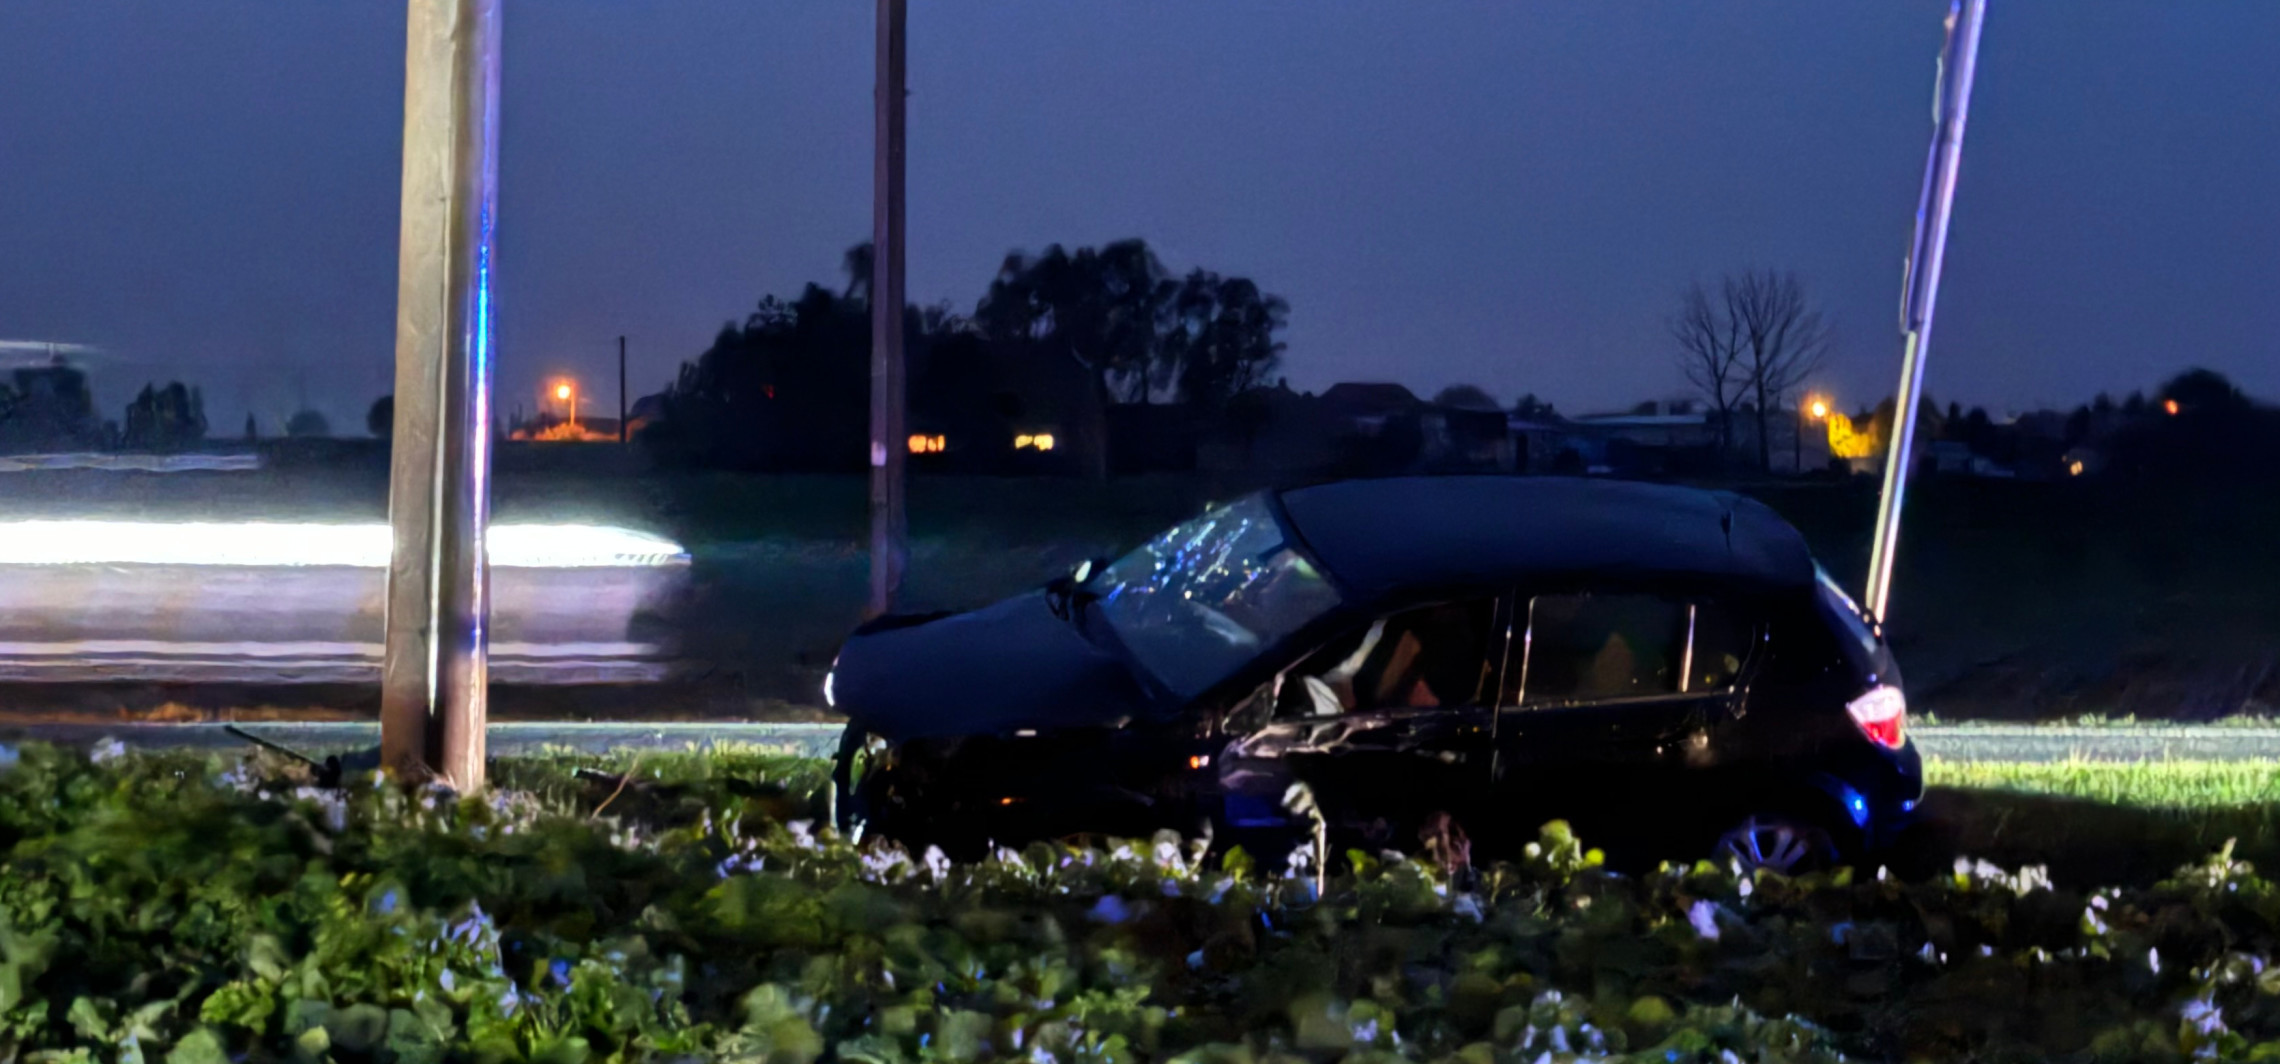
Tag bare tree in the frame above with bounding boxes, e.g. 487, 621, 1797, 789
1731, 270, 1829, 472
1670, 281, 1745, 463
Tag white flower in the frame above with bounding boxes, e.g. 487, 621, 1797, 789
2182, 996, 2224, 1036
860, 849, 908, 881
922, 845, 952, 882
89, 738, 127, 764
1352, 1019, 1380, 1044
2149, 947, 2161, 974
215, 762, 259, 794
1737, 876, 1753, 898
291, 787, 349, 834
1687, 899, 1721, 941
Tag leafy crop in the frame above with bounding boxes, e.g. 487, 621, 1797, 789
1927, 758, 2280, 810
6, 745, 2280, 1063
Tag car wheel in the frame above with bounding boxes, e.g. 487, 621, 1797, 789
1710, 813, 1836, 876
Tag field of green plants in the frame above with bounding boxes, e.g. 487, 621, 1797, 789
7, 744, 2280, 1063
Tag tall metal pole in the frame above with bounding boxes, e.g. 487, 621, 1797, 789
618, 335, 629, 444
382, 0, 501, 790
1865, 0, 1985, 622
866, 0, 909, 618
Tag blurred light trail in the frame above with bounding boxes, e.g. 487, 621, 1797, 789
0, 521, 687, 569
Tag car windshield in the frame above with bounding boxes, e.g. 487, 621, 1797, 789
1090, 493, 1342, 699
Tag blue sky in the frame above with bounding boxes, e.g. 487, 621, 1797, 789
2, 1, 2274, 430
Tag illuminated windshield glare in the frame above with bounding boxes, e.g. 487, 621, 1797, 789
1092, 494, 1340, 698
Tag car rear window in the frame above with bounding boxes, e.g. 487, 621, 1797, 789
1815, 566, 1884, 670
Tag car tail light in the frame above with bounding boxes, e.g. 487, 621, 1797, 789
1846, 686, 1907, 750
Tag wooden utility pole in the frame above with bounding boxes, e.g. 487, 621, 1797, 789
866, 0, 908, 618
618, 335, 629, 444
381, 0, 502, 790
1866, 0, 1986, 622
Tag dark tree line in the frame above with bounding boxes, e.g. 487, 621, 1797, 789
647, 238, 1288, 474
122, 382, 207, 450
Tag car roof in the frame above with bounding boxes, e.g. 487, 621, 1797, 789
1274, 475, 1817, 601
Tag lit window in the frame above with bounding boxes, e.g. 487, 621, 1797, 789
2163, 399, 2180, 416
1033, 433, 1054, 451
2068, 460, 2085, 476
1016, 433, 1055, 451
906, 434, 944, 454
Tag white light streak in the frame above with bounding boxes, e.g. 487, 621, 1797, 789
0, 521, 688, 569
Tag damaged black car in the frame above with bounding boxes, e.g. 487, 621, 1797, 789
827, 476, 1920, 875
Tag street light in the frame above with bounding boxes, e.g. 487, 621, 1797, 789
1798, 393, 1830, 474
554, 380, 577, 430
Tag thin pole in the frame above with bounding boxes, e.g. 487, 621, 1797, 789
381, 0, 501, 790
618, 335, 629, 444
1793, 399, 1803, 474
1865, 0, 1985, 622
866, 0, 908, 618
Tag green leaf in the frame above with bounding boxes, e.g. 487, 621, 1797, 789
387, 1007, 449, 1064
199, 980, 276, 1030
530, 1034, 593, 1064
65, 996, 113, 1041
327, 1003, 390, 1054
164, 1027, 231, 1064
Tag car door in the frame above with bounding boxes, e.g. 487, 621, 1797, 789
1217, 594, 1513, 856
1484, 589, 1756, 857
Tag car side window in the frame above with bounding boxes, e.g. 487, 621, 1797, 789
1277, 599, 1502, 718
1509, 593, 1750, 706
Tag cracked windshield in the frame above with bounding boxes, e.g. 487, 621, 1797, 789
1093, 494, 1341, 698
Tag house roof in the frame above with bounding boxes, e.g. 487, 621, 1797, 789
1275, 475, 1817, 601
1319, 382, 1421, 415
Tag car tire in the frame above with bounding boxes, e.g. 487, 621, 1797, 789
1708, 812, 1838, 877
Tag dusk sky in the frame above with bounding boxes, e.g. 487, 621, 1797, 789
2, 1, 2275, 432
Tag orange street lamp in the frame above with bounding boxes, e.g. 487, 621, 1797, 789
1796, 394, 1831, 475
553, 380, 577, 430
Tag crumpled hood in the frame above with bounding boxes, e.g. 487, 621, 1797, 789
831, 590, 1155, 742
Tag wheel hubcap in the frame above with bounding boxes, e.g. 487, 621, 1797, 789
1716, 815, 1817, 874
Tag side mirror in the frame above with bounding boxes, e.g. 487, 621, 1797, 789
1045, 557, 1111, 620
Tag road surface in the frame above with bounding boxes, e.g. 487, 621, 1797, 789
7, 721, 2280, 764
